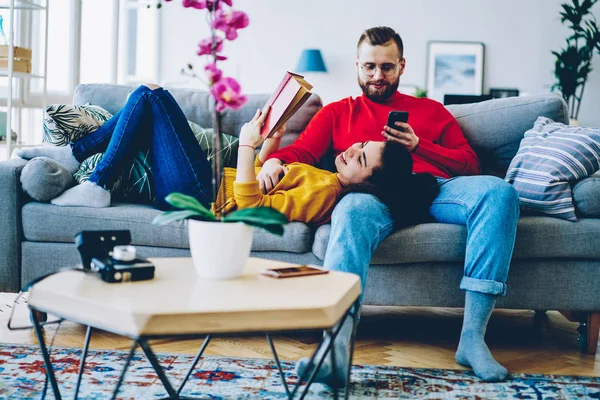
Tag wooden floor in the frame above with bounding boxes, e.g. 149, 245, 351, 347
1, 293, 598, 377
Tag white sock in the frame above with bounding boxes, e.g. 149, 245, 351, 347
51, 181, 111, 208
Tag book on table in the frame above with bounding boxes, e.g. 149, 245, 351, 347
260, 72, 313, 139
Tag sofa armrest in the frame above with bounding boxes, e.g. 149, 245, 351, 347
0, 158, 28, 292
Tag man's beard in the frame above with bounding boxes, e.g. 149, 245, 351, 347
358, 76, 399, 103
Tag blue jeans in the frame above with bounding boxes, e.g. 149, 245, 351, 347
323, 175, 520, 303
71, 85, 213, 209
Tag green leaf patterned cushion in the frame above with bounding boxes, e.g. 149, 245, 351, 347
45, 103, 239, 204
189, 122, 239, 167
43, 104, 113, 146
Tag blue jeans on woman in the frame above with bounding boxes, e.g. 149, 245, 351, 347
70, 85, 213, 209
324, 175, 521, 302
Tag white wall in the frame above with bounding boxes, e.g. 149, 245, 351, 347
160, 0, 600, 127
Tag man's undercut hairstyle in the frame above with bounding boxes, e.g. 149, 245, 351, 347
357, 26, 404, 59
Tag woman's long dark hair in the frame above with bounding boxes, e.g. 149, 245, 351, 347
365, 141, 439, 228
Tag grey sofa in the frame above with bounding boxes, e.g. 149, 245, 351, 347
2, 84, 599, 354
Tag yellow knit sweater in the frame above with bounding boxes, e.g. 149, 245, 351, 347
217, 159, 343, 226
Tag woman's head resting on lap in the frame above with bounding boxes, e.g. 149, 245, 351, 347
336, 140, 439, 227
335, 140, 412, 187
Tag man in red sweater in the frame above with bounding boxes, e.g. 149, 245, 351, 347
259, 27, 520, 386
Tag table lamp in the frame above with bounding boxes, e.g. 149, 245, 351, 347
296, 49, 327, 73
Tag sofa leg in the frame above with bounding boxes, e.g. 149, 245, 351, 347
582, 312, 600, 355
560, 311, 599, 354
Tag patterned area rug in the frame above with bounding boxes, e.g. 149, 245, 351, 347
1, 344, 599, 399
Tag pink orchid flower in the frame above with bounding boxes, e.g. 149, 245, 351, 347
211, 77, 247, 111
182, 0, 206, 9
212, 9, 249, 40
204, 63, 223, 85
196, 37, 227, 60
181, 0, 232, 11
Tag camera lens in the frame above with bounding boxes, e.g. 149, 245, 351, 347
113, 245, 137, 262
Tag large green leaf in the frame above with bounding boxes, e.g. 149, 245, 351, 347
164, 192, 216, 221
222, 207, 288, 236
152, 209, 205, 225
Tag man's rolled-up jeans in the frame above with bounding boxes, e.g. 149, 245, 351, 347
323, 175, 520, 305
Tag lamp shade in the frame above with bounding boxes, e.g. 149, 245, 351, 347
296, 49, 327, 73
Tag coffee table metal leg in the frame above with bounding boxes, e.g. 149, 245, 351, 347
111, 340, 138, 400
266, 334, 292, 398
139, 339, 179, 399
30, 308, 62, 400
176, 335, 212, 396
296, 328, 336, 399
74, 325, 93, 399
330, 335, 338, 400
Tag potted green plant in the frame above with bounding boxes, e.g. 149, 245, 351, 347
414, 87, 428, 98
551, 0, 600, 125
153, 193, 287, 279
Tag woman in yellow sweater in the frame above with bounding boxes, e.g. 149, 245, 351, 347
223, 107, 438, 227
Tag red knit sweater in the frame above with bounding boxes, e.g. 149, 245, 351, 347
268, 91, 480, 178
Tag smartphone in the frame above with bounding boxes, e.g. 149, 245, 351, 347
260, 265, 329, 279
387, 111, 409, 132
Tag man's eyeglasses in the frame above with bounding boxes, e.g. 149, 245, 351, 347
358, 62, 400, 77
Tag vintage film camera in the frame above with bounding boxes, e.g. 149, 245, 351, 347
75, 230, 155, 283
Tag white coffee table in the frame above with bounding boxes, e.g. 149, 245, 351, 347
28, 257, 361, 400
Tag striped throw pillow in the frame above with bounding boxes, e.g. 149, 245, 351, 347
505, 117, 600, 221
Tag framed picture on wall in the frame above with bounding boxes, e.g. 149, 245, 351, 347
426, 41, 485, 103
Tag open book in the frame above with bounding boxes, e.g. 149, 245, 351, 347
260, 72, 313, 139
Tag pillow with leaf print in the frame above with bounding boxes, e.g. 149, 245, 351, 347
43, 104, 113, 146
43, 103, 240, 204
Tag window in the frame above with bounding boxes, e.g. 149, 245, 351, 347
29, 0, 75, 103
80, 0, 119, 85
28, 0, 161, 101
120, 0, 161, 84
1, 0, 160, 151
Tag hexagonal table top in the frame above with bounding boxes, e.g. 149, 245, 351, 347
28, 257, 361, 337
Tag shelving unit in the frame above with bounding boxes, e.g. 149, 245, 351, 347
0, 0, 48, 160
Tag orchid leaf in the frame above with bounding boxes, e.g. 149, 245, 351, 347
152, 210, 206, 225
164, 192, 216, 221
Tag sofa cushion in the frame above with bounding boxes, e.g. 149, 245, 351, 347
312, 216, 600, 263
43, 104, 112, 145
573, 171, 600, 217
20, 157, 76, 202
21, 202, 313, 253
504, 117, 600, 221
446, 93, 568, 176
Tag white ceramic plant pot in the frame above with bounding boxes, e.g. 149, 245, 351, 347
188, 219, 253, 280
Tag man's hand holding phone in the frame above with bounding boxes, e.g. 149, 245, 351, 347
383, 110, 419, 153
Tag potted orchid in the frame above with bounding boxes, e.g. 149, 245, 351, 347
154, 0, 287, 279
